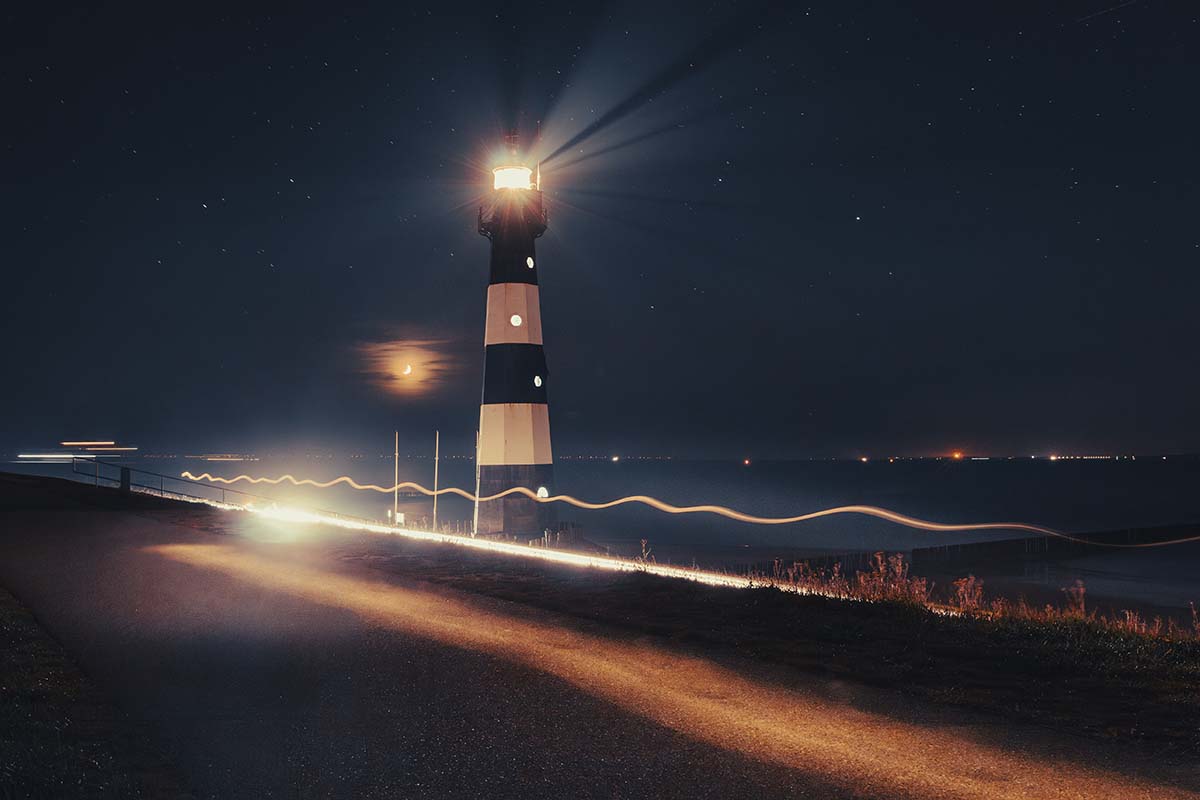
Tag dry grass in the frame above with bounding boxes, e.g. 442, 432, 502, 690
765, 552, 931, 605
636, 538, 655, 570
752, 552, 1199, 643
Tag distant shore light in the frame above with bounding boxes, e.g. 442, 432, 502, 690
20, 453, 96, 459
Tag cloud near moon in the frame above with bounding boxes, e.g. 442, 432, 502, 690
357, 338, 461, 398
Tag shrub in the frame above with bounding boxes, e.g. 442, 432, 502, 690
952, 575, 985, 614
747, 553, 1196, 643
1062, 580, 1088, 618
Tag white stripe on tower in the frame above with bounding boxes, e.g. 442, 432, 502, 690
484, 284, 544, 346
477, 405, 553, 466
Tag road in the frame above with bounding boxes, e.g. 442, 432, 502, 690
1, 483, 1197, 799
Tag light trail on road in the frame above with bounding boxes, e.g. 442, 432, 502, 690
148, 541, 1200, 800
154, 487, 764, 591
180, 470, 1200, 548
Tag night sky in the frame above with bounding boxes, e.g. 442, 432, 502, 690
3, 1, 1197, 458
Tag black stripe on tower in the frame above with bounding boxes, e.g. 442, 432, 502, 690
483, 193, 545, 285
477, 464, 557, 535
489, 240, 539, 285
482, 344, 549, 405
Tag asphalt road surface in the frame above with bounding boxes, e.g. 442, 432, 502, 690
1, 484, 1197, 799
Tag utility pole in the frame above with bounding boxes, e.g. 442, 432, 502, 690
472, 429, 480, 537
432, 430, 440, 532
393, 430, 399, 526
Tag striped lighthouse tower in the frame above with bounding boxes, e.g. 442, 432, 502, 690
473, 140, 556, 537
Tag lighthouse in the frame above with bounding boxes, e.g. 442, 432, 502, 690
474, 138, 556, 537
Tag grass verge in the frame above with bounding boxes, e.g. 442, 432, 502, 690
365, 540, 1200, 756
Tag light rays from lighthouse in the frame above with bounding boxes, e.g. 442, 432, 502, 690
536, 2, 782, 167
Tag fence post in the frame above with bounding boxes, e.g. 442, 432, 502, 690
119, 467, 131, 493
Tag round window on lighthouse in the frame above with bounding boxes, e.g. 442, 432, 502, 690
533, 375, 542, 388
510, 314, 523, 327
536, 486, 549, 498
526, 256, 535, 269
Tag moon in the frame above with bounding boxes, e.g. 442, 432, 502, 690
402, 364, 413, 376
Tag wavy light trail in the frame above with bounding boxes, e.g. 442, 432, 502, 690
142, 487, 764, 592
178, 470, 1200, 548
